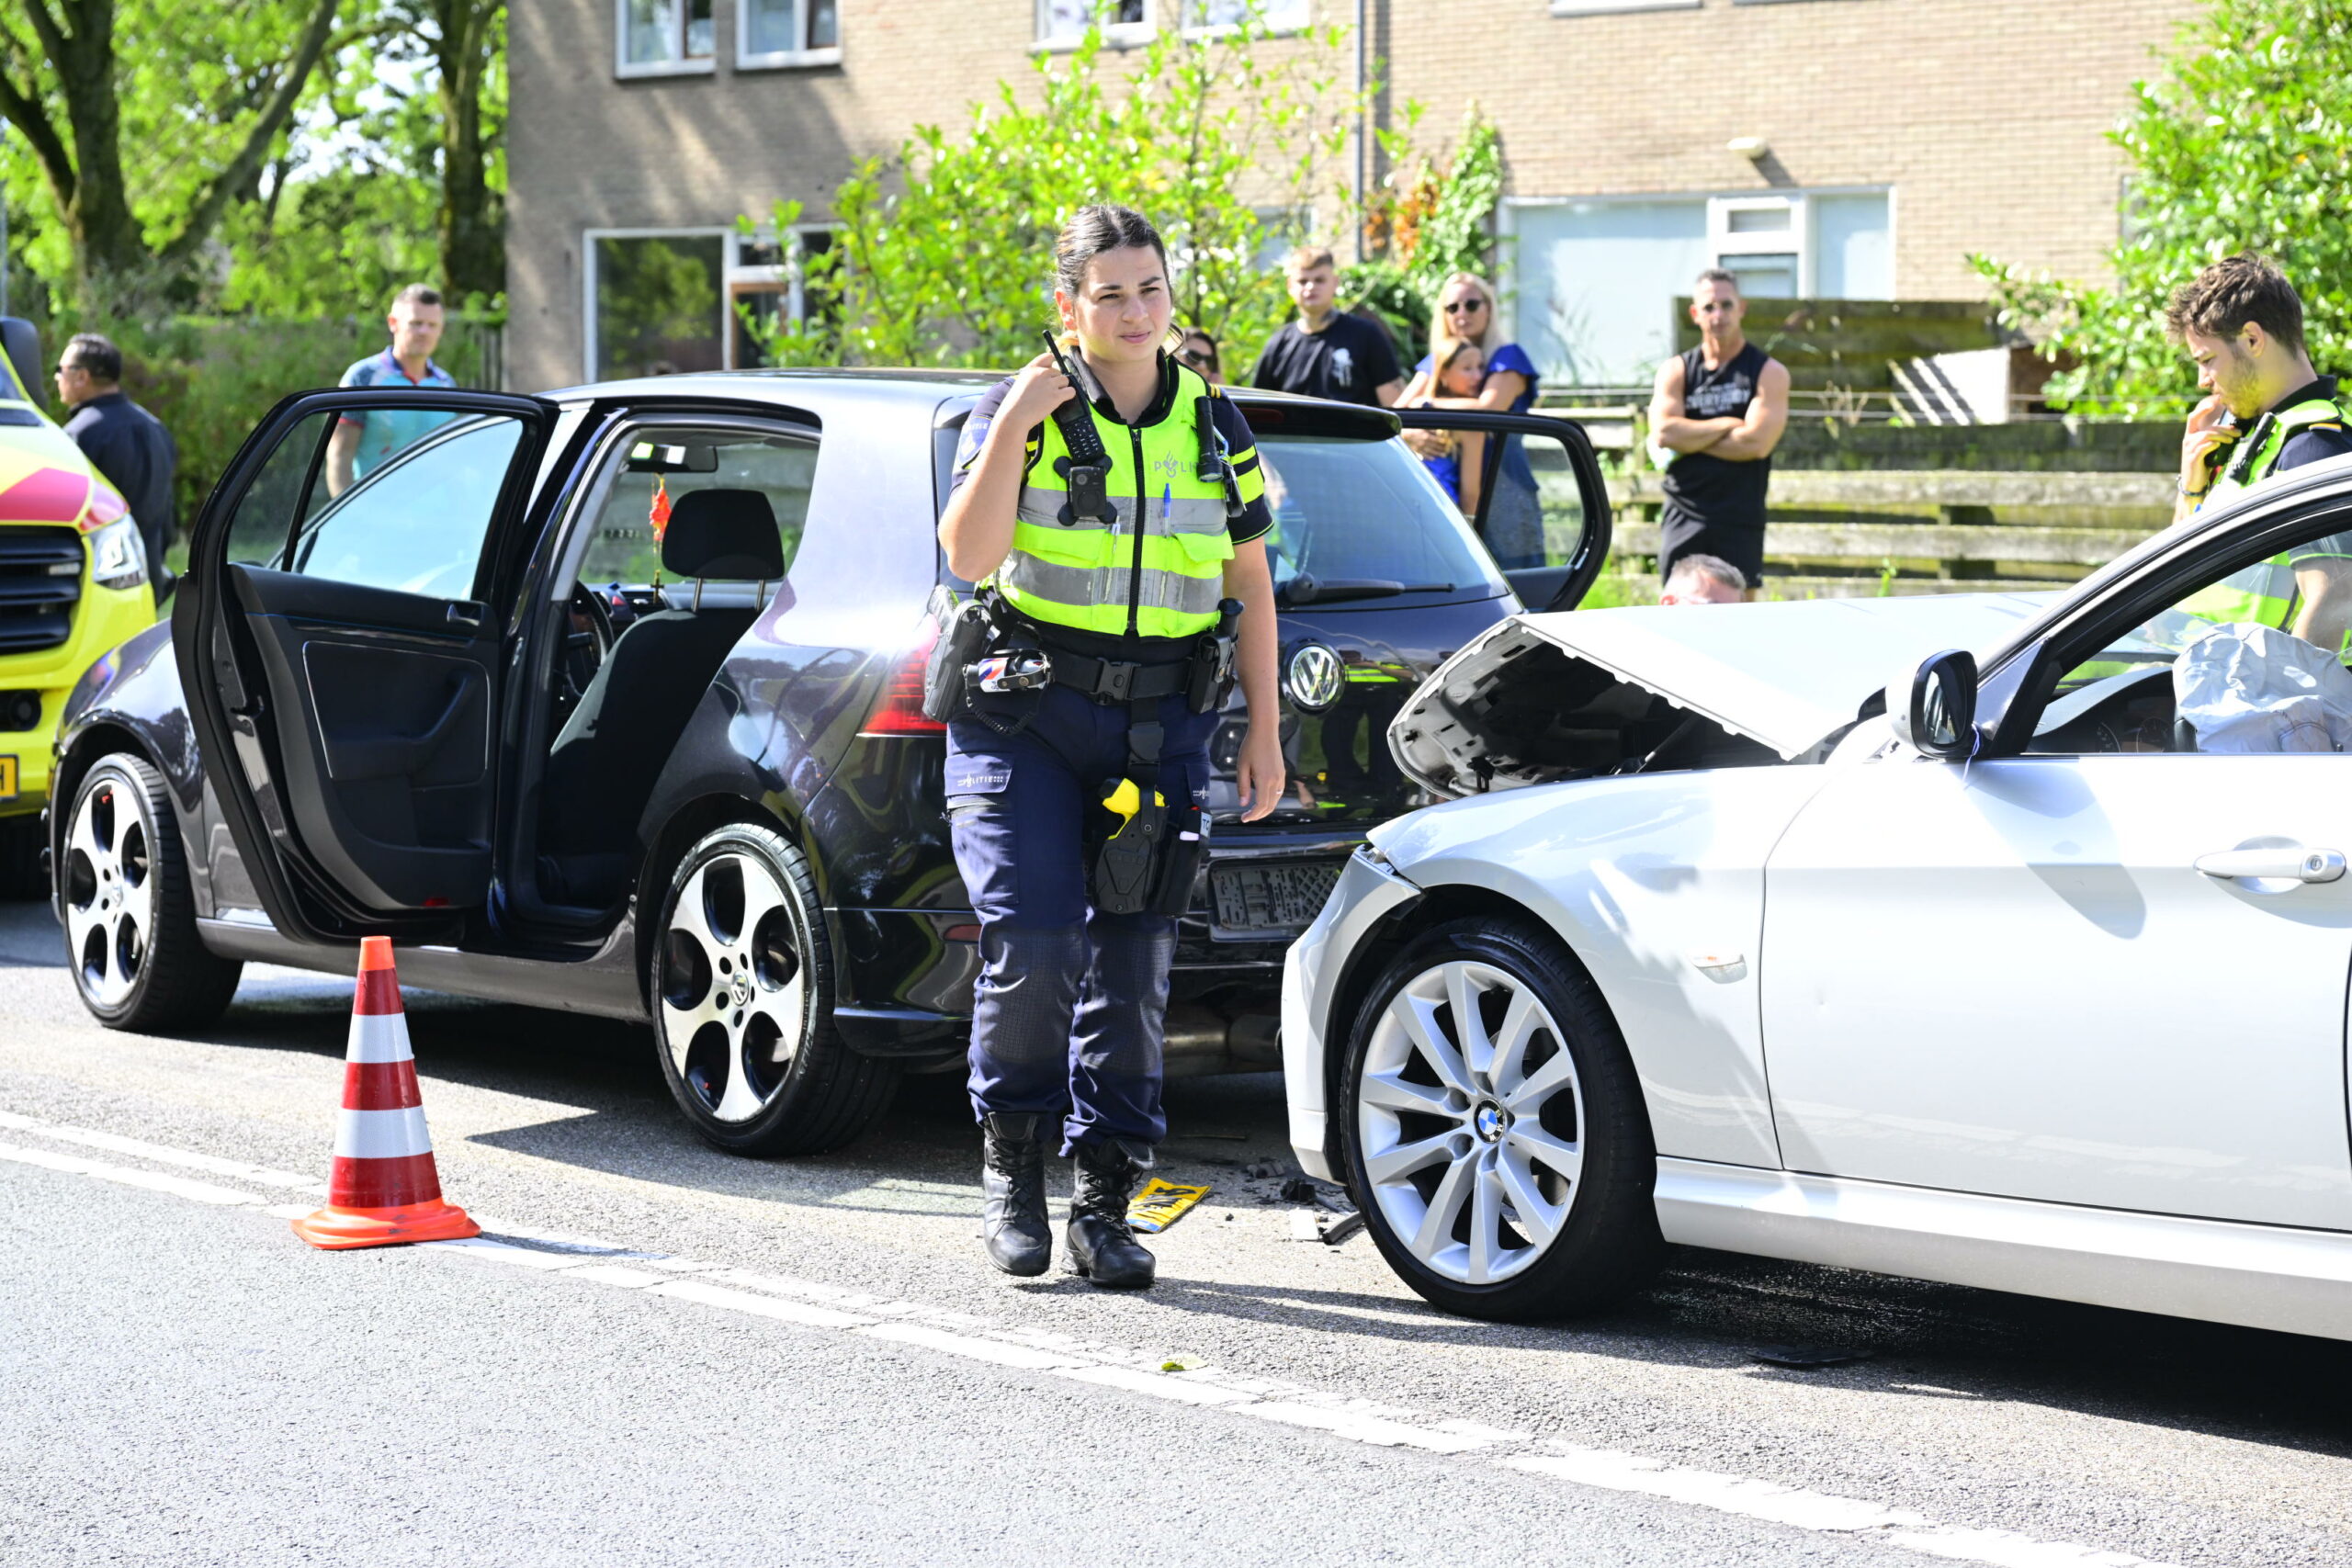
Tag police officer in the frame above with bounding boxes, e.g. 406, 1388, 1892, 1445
936, 205, 1284, 1289
2171, 254, 2352, 647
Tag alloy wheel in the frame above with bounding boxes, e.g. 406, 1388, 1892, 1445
1356, 959, 1585, 1284
62, 772, 156, 1010
659, 851, 807, 1123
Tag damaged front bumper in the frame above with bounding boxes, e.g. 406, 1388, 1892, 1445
1280, 843, 1424, 1181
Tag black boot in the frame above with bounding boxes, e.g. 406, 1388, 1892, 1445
979, 1112, 1052, 1277
1068, 1136, 1156, 1289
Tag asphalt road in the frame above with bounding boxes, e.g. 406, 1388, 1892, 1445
4, 897, 2349, 1566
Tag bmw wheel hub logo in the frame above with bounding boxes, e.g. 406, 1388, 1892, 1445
1474, 1102, 1509, 1143
1284, 643, 1345, 712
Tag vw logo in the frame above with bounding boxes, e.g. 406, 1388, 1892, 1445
1473, 1102, 1509, 1143
1284, 643, 1345, 712
731, 971, 753, 1008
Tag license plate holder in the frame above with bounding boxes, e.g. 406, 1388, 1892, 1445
1210, 860, 1342, 933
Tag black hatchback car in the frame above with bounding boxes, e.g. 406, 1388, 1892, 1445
51, 371, 1609, 1153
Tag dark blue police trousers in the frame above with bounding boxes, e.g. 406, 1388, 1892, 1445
946, 684, 1215, 1156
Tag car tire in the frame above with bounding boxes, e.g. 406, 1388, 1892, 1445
61, 752, 243, 1032
1340, 915, 1662, 1322
651, 820, 898, 1156
0, 815, 44, 900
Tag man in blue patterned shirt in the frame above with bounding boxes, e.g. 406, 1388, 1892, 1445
328, 284, 458, 495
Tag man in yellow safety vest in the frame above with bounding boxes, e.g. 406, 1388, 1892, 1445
2170, 254, 2352, 648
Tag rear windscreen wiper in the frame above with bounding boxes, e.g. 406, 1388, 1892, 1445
1278, 575, 1453, 606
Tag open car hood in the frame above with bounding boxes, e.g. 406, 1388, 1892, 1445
1389, 592, 2058, 797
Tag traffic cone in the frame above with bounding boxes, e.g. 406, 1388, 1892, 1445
291, 936, 480, 1250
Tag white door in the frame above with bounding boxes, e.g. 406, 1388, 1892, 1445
1763, 752, 2352, 1230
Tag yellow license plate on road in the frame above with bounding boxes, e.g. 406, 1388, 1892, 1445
0, 756, 16, 800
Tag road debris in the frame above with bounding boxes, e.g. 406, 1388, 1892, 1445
1127, 1179, 1212, 1233
1288, 1207, 1366, 1245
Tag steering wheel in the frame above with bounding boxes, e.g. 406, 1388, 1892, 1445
561, 582, 617, 701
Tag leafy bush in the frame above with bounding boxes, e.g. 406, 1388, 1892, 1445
743, 18, 1358, 371
1973, 0, 2352, 417
1345, 108, 1502, 367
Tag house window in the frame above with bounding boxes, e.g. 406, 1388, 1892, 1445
1711, 197, 1802, 300
1039, 0, 1151, 48
1183, 0, 1311, 32
1507, 188, 1891, 386
585, 229, 835, 382
617, 0, 715, 76
726, 231, 837, 368
741, 0, 841, 66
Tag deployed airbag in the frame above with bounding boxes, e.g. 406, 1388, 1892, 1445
2174, 622, 2352, 753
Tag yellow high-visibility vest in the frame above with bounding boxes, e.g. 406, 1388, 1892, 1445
989, 358, 1263, 639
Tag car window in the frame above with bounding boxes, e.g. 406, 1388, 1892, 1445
1438, 425, 1589, 575
221, 408, 524, 603
576, 430, 814, 589
223, 413, 328, 567
1255, 434, 1506, 600
2032, 512, 2352, 755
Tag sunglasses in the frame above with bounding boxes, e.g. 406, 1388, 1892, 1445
1443, 298, 1488, 313
1178, 348, 1216, 367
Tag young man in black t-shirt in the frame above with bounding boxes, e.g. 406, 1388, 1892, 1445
1249, 246, 1402, 408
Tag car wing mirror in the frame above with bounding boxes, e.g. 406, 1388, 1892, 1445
1886, 649, 1978, 761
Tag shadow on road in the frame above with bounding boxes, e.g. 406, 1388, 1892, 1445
14, 897, 2352, 1467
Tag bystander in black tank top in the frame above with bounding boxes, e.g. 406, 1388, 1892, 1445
1660, 341, 1772, 536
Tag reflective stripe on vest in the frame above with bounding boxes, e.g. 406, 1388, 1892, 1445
2188, 393, 2352, 629
989, 360, 1236, 639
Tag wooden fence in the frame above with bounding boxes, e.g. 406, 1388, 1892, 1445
1601, 468, 2176, 598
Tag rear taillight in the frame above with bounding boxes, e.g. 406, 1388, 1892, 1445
858, 619, 944, 737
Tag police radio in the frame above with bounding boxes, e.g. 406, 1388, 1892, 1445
1042, 331, 1118, 526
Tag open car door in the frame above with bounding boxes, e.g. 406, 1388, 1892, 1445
1392, 409, 1612, 612
175, 388, 561, 947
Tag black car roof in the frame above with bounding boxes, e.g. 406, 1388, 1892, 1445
547, 367, 1402, 440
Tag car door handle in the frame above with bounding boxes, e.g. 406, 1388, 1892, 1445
2194, 847, 2347, 883
445, 600, 485, 634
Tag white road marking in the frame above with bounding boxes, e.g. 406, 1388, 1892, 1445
560, 1263, 671, 1289
649, 1278, 876, 1329
0, 1105, 2191, 1568
0, 1108, 326, 1192
1055, 1362, 1261, 1407
433, 1237, 618, 1271
0, 1139, 270, 1207
1246, 1401, 1496, 1453
859, 1323, 1089, 1371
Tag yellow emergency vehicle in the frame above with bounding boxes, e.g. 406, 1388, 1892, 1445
0, 319, 155, 895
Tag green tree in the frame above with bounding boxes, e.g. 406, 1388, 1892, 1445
226, 1, 505, 315
400, 0, 504, 301
0, 0, 344, 291
1347, 107, 1502, 361
1973, 0, 2352, 417
745, 17, 1358, 370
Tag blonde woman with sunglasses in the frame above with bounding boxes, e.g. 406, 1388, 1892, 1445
1395, 273, 1544, 568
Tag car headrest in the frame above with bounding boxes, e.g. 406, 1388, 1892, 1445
662, 489, 786, 580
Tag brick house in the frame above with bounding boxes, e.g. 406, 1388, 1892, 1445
506, 0, 2196, 392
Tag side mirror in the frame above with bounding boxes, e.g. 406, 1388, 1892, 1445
0, 318, 40, 406
1887, 648, 1978, 761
